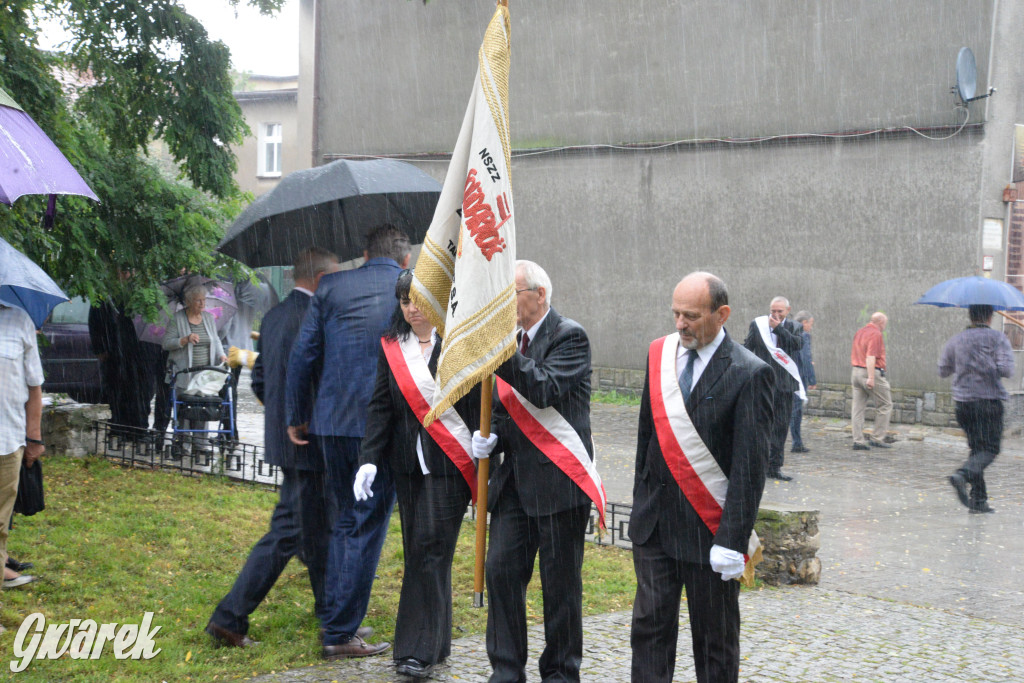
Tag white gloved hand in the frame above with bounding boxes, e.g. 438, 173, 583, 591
353, 464, 377, 502
709, 544, 746, 581
472, 431, 497, 460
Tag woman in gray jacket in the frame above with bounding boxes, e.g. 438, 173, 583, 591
161, 284, 228, 452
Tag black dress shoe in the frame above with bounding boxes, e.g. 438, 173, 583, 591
852, 443, 870, 451
322, 636, 390, 660
5, 557, 33, 572
396, 657, 434, 678
791, 445, 810, 453
767, 470, 793, 482
869, 439, 892, 449
969, 502, 995, 514
949, 474, 970, 509
205, 621, 259, 648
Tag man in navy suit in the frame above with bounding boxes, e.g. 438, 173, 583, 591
287, 225, 411, 659
206, 247, 339, 648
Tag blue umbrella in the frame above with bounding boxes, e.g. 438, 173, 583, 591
0, 235, 68, 328
914, 276, 1024, 311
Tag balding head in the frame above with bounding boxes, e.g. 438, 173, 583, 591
870, 311, 888, 330
672, 272, 731, 350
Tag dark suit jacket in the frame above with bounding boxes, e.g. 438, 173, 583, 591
629, 332, 773, 563
744, 317, 804, 393
252, 289, 320, 470
490, 307, 593, 517
359, 338, 481, 479
286, 257, 402, 437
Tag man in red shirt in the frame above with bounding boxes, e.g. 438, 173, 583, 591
850, 312, 893, 450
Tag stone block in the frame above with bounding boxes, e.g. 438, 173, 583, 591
754, 505, 820, 586
42, 401, 109, 458
921, 411, 949, 427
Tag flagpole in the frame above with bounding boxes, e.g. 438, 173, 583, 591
473, 375, 493, 607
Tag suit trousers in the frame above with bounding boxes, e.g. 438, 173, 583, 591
769, 387, 794, 471
851, 367, 892, 444
485, 486, 590, 683
631, 524, 740, 683
393, 469, 471, 664
209, 466, 332, 634
789, 395, 804, 448
319, 435, 395, 646
954, 399, 1004, 505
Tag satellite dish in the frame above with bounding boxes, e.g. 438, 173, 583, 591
954, 47, 995, 104
956, 47, 977, 102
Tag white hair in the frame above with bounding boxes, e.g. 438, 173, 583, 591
516, 259, 553, 306
184, 284, 207, 305
770, 296, 790, 308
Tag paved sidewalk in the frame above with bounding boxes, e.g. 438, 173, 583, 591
256, 586, 1024, 682
248, 404, 1024, 682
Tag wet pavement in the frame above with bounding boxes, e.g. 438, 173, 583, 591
222, 376, 1024, 682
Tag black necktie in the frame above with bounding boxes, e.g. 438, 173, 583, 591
520, 332, 530, 355
679, 351, 696, 402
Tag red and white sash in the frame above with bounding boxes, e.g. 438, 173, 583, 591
382, 336, 477, 501
648, 334, 759, 560
495, 377, 607, 528
754, 316, 806, 402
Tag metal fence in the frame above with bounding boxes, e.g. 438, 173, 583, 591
94, 419, 634, 550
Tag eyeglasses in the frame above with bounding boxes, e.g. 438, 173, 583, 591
515, 287, 537, 295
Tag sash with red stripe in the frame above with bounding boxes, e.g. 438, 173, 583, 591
382, 337, 477, 501
495, 377, 607, 528
648, 334, 759, 560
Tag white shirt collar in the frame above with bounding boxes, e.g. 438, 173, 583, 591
293, 286, 314, 297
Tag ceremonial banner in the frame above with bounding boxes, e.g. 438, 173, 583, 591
411, 3, 517, 425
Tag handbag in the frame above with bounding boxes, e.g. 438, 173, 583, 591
13, 460, 44, 516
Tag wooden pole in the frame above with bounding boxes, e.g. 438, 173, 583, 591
998, 310, 1024, 330
473, 376, 493, 607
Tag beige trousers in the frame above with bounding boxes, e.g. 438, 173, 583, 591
851, 367, 892, 444
0, 447, 24, 582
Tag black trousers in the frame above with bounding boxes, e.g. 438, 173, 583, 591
393, 469, 472, 664
485, 487, 590, 683
954, 399, 1004, 506
631, 525, 740, 683
769, 387, 794, 471
209, 466, 331, 635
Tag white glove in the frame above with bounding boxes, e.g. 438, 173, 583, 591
709, 544, 745, 581
472, 431, 497, 460
353, 464, 377, 502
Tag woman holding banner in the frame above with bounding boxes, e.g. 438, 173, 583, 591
352, 270, 480, 679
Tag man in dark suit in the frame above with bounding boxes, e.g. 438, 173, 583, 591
286, 225, 411, 660
205, 247, 339, 648
472, 260, 601, 683
744, 295, 803, 481
630, 271, 772, 683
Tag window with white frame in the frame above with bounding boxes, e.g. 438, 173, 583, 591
258, 123, 282, 177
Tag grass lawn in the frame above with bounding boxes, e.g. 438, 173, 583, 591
0, 455, 636, 681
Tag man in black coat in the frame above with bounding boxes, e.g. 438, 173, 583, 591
88, 297, 150, 439
206, 247, 339, 648
473, 260, 600, 683
630, 272, 772, 683
743, 295, 803, 481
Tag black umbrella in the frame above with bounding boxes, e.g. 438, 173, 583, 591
217, 158, 442, 267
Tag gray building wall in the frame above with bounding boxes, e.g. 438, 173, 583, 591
300, 0, 1024, 392
232, 90, 301, 197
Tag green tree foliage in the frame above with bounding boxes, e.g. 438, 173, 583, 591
0, 0, 283, 317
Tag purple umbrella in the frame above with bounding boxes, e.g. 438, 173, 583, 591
0, 86, 98, 206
